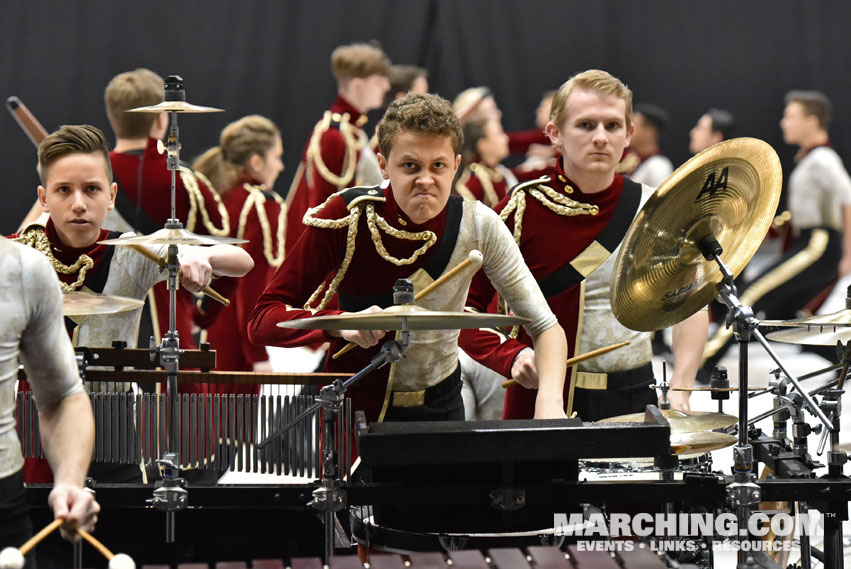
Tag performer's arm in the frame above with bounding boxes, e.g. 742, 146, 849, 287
528, 323, 568, 418
840, 204, 851, 277
178, 244, 254, 292
668, 309, 709, 412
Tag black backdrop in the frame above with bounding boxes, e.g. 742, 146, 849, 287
2, 0, 851, 232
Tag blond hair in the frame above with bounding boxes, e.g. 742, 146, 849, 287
104, 68, 164, 139
377, 92, 463, 158
194, 115, 280, 193
39, 125, 113, 185
550, 69, 633, 129
331, 43, 390, 86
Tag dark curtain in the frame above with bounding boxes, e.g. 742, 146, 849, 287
2, 0, 851, 231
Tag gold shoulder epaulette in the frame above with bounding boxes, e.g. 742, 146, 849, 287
306, 111, 359, 189
507, 174, 551, 197
340, 185, 386, 211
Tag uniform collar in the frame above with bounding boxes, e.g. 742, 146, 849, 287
552, 159, 624, 201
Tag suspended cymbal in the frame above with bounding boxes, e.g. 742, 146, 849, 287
598, 408, 738, 433
277, 304, 530, 331
762, 308, 851, 328
126, 101, 224, 113
670, 431, 737, 455
63, 291, 144, 317
610, 138, 782, 331
99, 227, 247, 246
766, 325, 851, 346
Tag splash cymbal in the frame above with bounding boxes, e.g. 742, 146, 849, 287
277, 304, 530, 331
611, 138, 782, 331
98, 228, 247, 246
126, 101, 223, 113
669, 431, 737, 455
63, 291, 144, 317
598, 408, 737, 433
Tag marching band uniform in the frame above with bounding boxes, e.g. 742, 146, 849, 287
454, 162, 518, 208
201, 176, 285, 379
701, 144, 851, 373
250, 185, 556, 428
460, 160, 656, 421
618, 150, 673, 188
108, 137, 230, 349
285, 96, 384, 254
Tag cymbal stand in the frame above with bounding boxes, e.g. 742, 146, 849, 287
256, 279, 415, 563
699, 236, 839, 567
146, 75, 189, 543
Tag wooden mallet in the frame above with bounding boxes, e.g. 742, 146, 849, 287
501, 340, 630, 388
331, 249, 484, 360
128, 244, 229, 306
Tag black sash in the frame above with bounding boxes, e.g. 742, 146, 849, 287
537, 179, 642, 299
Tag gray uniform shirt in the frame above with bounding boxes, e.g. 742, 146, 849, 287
0, 240, 84, 478
788, 146, 851, 231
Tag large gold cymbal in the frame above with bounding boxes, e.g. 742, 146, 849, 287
766, 325, 851, 346
611, 138, 782, 331
126, 101, 224, 113
98, 228, 247, 246
598, 408, 737, 433
63, 291, 144, 317
277, 304, 530, 331
669, 431, 737, 455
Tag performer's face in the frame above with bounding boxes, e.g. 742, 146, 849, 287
37, 152, 117, 248
780, 101, 814, 146
689, 114, 720, 155
250, 135, 285, 189
546, 89, 633, 179
378, 131, 461, 225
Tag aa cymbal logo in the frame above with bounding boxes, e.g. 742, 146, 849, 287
695, 167, 729, 202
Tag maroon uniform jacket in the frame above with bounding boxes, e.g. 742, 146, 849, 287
110, 138, 229, 350
203, 177, 284, 381
285, 96, 373, 254
454, 162, 513, 208
251, 186, 463, 425
507, 128, 550, 156
460, 160, 643, 418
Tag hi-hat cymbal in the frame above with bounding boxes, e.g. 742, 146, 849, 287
99, 228, 247, 246
610, 138, 782, 331
277, 304, 530, 331
126, 101, 224, 113
762, 308, 851, 328
63, 291, 144, 317
766, 325, 851, 346
598, 408, 738, 433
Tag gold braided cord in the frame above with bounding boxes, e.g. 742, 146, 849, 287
306, 112, 359, 189
180, 168, 231, 236
470, 163, 500, 208
529, 184, 599, 217
236, 184, 286, 268
14, 226, 93, 292
364, 204, 436, 266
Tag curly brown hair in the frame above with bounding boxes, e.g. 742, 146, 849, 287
377, 92, 463, 158
38, 124, 113, 185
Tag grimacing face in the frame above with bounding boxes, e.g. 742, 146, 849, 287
377, 131, 461, 225
38, 152, 117, 249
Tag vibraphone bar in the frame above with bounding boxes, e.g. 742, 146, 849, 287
16, 390, 352, 477
139, 546, 669, 569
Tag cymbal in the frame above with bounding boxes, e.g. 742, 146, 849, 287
99, 227, 247, 246
762, 308, 851, 328
63, 291, 144, 317
598, 408, 738, 433
670, 431, 737, 455
610, 138, 782, 331
766, 326, 851, 346
277, 304, 530, 331
126, 101, 224, 113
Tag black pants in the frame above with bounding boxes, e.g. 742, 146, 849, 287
573, 363, 657, 422
1, 470, 35, 569
383, 365, 465, 423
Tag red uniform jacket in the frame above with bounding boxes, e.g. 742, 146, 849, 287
110, 138, 229, 350
460, 160, 642, 418
251, 185, 464, 424
454, 162, 512, 208
203, 177, 284, 381
285, 96, 370, 254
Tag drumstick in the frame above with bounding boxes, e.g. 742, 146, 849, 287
128, 244, 230, 306
76, 528, 113, 559
17, 519, 63, 555
501, 340, 630, 388
6, 96, 49, 146
76, 529, 136, 569
331, 250, 484, 360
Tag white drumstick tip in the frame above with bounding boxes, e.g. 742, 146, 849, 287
468, 249, 483, 269
108, 553, 136, 569
0, 547, 24, 569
